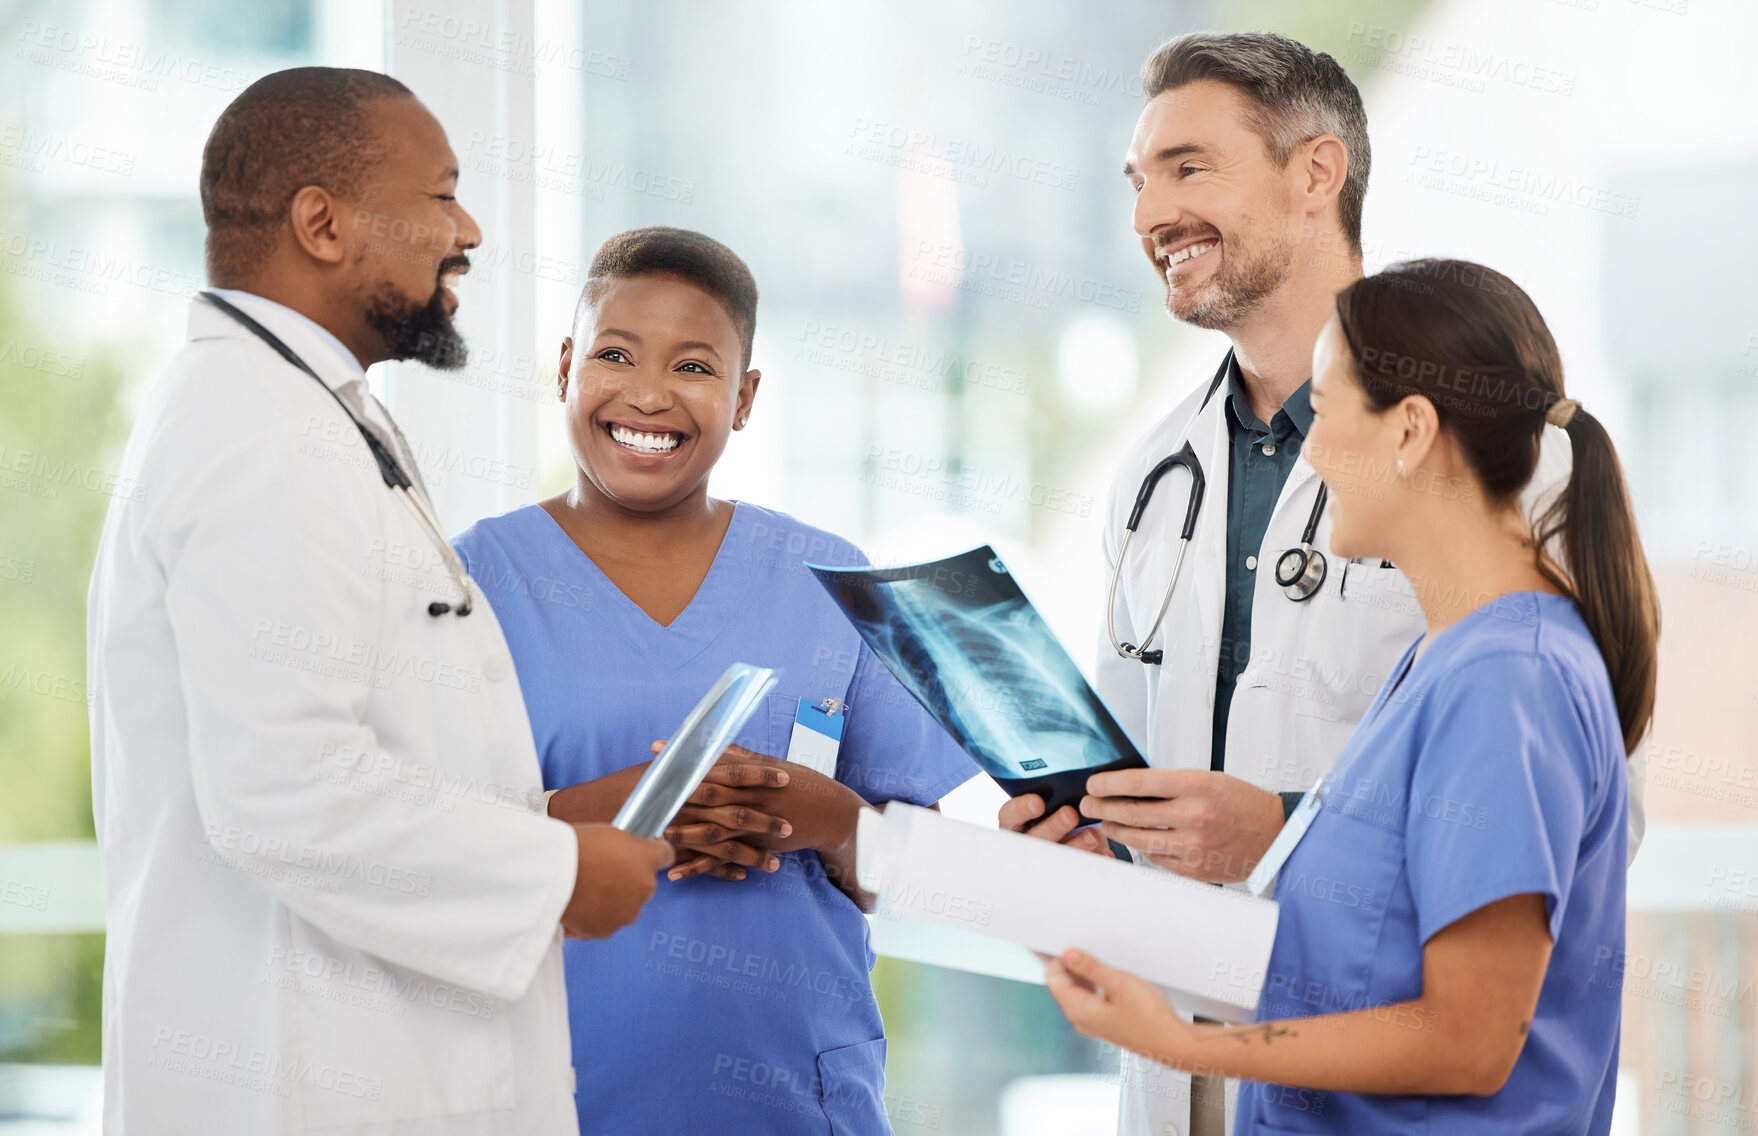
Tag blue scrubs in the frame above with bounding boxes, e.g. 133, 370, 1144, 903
1239, 591, 1627, 1134
454, 502, 975, 1136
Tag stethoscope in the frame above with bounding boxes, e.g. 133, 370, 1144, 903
200, 291, 474, 617
1107, 354, 1330, 666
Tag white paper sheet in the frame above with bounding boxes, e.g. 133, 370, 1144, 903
856, 804, 1279, 1023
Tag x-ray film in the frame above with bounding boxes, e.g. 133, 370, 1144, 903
808, 547, 1144, 817
612, 662, 779, 840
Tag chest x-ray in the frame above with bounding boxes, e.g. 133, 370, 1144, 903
809, 547, 1144, 817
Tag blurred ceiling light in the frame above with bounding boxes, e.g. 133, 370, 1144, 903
896, 167, 963, 322
1056, 311, 1137, 412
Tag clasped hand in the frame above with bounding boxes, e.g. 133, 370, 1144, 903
651, 742, 857, 882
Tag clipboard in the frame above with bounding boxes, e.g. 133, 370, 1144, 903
857, 804, 1280, 1021
611, 662, 779, 839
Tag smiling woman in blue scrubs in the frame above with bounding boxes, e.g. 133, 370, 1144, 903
454, 228, 974, 1135
1043, 260, 1660, 1134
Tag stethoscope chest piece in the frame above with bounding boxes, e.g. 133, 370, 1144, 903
1274, 544, 1327, 602
1273, 481, 1330, 602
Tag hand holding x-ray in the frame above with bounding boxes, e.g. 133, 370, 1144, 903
1079, 766, 1288, 883
998, 793, 1116, 858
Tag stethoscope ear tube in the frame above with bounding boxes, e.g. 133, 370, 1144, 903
1110, 442, 1206, 664
1126, 440, 1206, 538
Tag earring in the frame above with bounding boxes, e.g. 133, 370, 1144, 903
736, 416, 748, 428
1396, 459, 1407, 478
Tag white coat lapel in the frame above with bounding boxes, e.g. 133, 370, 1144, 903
1272, 456, 1318, 519
188, 293, 364, 397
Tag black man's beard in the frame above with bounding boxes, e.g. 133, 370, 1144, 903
365, 260, 469, 370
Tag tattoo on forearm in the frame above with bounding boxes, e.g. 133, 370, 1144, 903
1207, 1022, 1298, 1046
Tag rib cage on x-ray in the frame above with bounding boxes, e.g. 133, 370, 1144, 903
809, 547, 1142, 786
885, 588, 1113, 778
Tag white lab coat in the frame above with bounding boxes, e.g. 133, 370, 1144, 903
87, 296, 581, 1135
1096, 355, 1645, 1136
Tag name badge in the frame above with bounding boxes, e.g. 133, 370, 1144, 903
786, 698, 844, 779
1246, 773, 1328, 898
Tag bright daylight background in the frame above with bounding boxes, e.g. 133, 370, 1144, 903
2, 0, 1755, 1132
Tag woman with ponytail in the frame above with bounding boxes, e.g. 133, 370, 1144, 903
1044, 259, 1657, 1134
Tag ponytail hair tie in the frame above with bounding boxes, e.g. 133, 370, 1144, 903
1546, 397, 1579, 428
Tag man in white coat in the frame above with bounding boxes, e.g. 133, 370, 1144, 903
1000, 33, 1643, 1136
86, 68, 675, 1135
